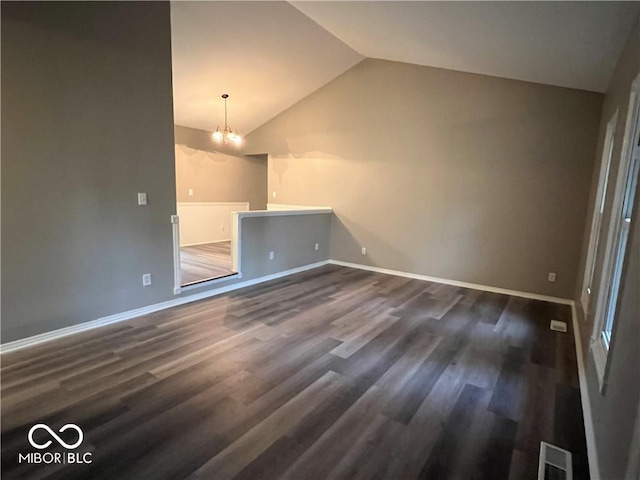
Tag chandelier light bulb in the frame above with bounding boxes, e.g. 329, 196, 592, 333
212, 93, 242, 146
231, 133, 243, 145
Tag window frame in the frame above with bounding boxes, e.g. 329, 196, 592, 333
591, 72, 640, 392
581, 109, 618, 314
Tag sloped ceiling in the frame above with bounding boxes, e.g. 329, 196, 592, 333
170, 1, 640, 135
291, 1, 640, 93
170, 1, 363, 136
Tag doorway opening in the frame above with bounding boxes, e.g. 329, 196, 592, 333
180, 241, 235, 284
171, 127, 267, 288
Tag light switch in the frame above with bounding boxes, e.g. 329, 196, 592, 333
138, 193, 148, 206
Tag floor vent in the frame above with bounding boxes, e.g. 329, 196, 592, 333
538, 441, 572, 480
550, 320, 567, 333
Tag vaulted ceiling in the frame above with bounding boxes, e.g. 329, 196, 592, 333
170, 1, 640, 135
169, 1, 363, 136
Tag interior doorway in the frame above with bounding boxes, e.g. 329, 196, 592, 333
175, 199, 247, 286
180, 241, 235, 285
171, 126, 267, 287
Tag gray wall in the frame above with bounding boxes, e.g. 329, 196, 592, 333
1, 2, 328, 344
246, 58, 603, 298
174, 125, 267, 209
574, 17, 640, 480
1, 2, 177, 343
172, 212, 331, 295
239, 214, 331, 279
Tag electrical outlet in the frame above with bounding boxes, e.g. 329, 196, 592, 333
142, 273, 152, 286
315, 243, 319, 251
361, 247, 367, 255
272, 191, 277, 198
548, 272, 557, 282
221, 225, 225, 232
137, 192, 147, 206
188, 188, 194, 196
269, 251, 275, 260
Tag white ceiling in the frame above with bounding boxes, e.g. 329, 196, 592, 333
170, 1, 640, 135
170, 1, 363, 135
292, 1, 640, 93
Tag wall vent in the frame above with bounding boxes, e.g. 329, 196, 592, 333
550, 320, 567, 333
538, 441, 572, 480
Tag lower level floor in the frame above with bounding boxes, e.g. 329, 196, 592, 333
180, 241, 235, 285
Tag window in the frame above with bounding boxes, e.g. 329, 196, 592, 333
602, 147, 639, 345
591, 73, 640, 391
581, 110, 617, 314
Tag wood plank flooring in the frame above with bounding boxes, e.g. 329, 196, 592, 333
180, 241, 235, 285
0, 265, 589, 480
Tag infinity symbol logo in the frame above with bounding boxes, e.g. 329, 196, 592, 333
28, 424, 84, 450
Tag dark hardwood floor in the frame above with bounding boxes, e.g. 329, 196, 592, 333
180, 241, 235, 285
0, 265, 588, 480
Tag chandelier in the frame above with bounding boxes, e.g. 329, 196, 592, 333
212, 94, 242, 146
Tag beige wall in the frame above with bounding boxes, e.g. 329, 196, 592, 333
575, 17, 639, 480
246, 58, 602, 298
174, 125, 267, 209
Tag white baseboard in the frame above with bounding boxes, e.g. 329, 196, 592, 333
0, 260, 329, 354
0, 259, 573, 351
1, 256, 600, 478
570, 302, 600, 480
330, 259, 597, 477
328, 260, 573, 305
